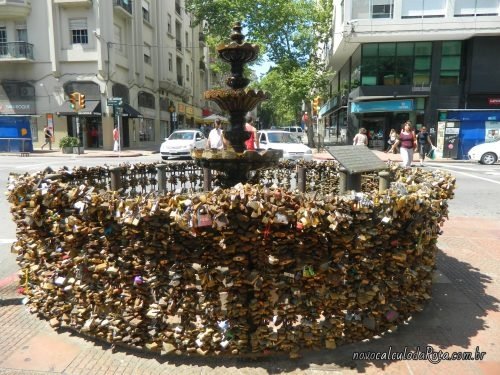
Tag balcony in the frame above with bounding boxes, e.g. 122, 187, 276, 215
177, 75, 183, 86
53, 0, 92, 8
176, 40, 182, 51
0, 0, 31, 19
113, 0, 132, 17
199, 60, 206, 71
175, 2, 181, 15
0, 42, 34, 61
199, 32, 206, 46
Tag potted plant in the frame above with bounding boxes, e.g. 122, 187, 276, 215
59, 136, 79, 154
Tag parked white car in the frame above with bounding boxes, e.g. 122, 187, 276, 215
467, 140, 500, 165
160, 130, 206, 160
257, 130, 313, 161
283, 126, 308, 143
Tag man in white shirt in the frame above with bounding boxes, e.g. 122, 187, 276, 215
207, 119, 224, 149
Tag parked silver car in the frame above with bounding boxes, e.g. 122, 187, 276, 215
160, 130, 206, 160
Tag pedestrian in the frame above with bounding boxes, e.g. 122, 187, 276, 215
113, 126, 120, 152
91, 126, 98, 147
387, 129, 399, 153
397, 121, 416, 168
41, 126, 52, 150
244, 115, 259, 150
353, 128, 368, 146
207, 119, 224, 149
417, 126, 435, 166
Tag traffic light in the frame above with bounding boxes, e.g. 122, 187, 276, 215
69, 92, 79, 111
312, 96, 321, 115
78, 93, 86, 109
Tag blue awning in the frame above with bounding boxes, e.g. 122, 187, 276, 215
351, 99, 414, 114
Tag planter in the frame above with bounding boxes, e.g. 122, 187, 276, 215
73, 147, 84, 154
61, 147, 73, 154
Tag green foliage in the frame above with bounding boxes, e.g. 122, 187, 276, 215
186, 0, 334, 124
59, 136, 79, 148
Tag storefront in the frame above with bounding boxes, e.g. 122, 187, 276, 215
350, 99, 415, 150
437, 109, 500, 159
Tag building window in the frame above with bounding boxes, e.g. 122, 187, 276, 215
454, 0, 499, 16
138, 91, 155, 109
139, 118, 155, 142
360, 41, 432, 86
402, 0, 446, 18
185, 31, 189, 51
186, 64, 190, 81
440, 41, 462, 85
0, 27, 7, 56
16, 23, 28, 42
144, 43, 151, 65
142, 0, 150, 22
372, 0, 393, 18
167, 14, 172, 34
168, 53, 173, 71
114, 24, 123, 53
69, 19, 88, 44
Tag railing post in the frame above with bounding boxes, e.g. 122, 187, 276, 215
338, 167, 348, 194
297, 166, 306, 193
156, 164, 167, 193
110, 167, 122, 191
378, 170, 391, 193
203, 168, 212, 191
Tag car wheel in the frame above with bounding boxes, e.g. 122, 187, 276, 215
480, 152, 498, 165
161, 156, 169, 160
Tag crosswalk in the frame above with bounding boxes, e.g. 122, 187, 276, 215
428, 162, 500, 185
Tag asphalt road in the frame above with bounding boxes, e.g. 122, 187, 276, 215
0, 155, 499, 280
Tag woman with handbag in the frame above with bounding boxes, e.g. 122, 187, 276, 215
416, 126, 435, 166
396, 121, 416, 168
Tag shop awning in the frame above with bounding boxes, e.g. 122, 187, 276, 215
56, 100, 102, 116
121, 103, 143, 118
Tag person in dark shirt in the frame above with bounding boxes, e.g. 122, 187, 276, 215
41, 126, 52, 150
417, 126, 435, 166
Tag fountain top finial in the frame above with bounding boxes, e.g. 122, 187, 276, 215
230, 22, 245, 44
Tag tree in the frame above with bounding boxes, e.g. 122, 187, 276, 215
186, 0, 333, 132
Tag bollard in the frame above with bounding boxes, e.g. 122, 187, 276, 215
378, 170, 391, 193
110, 167, 122, 191
297, 166, 306, 193
203, 168, 212, 191
156, 164, 167, 193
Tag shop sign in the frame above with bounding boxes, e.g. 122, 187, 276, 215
0, 101, 35, 115
177, 103, 185, 114
488, 98, 500, 105
351, 99, 414, 114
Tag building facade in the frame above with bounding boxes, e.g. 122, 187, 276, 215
0, 0, 219, 151
320, 0, 500, 153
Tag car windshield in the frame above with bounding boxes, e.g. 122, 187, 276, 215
169, 132, 194, 140
267, 132, 301, 144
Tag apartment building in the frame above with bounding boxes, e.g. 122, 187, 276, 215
0, 0, 218, 151
321, 0, 500, 156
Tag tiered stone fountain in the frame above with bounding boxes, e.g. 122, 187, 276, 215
192, 22, 282, 186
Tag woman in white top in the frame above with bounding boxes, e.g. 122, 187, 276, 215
353, 128, 368, 146
207, 119, 224, 150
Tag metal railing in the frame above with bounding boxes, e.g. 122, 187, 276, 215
0, 42, 34, 60
113, 0, 132, 14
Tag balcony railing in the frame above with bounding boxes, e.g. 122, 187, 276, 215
0, 42, 34, 60
113, 0, 132, 14
175, 1, 181, 15
176, 39, 182, 51
199, 32, 206, 43
199, 60, 206, 70
177, 75, 183, 86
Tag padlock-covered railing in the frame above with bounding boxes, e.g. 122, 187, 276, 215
30, 161, 342, 196
7, 164, 455, 358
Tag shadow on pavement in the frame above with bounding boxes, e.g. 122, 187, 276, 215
49, 248, 499, 373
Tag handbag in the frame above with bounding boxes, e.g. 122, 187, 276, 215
426, 148, 436, 160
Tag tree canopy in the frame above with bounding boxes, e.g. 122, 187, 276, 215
186, 0, 333, 125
